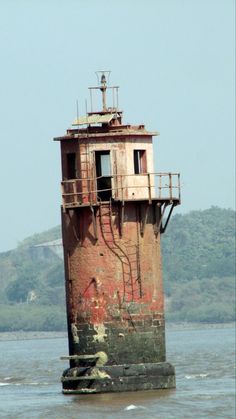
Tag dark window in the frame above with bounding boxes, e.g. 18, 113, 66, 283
95, 151, 111, 177
134, 150, 147, 174
66, 153, 76, 179
95, 151, 112, 201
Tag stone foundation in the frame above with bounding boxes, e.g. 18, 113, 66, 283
61, 362, 175, 394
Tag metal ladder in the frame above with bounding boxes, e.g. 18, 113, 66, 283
79, 142, 90, 203
99, 201, 141, 301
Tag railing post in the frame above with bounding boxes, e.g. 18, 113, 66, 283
72, 180, 77, 205
61, 182, 65, 211
178, 173, 181, 202
147, 173, 152, 204
88, 177, 91, 204
159, 175, 162, 199
121, 175, 124, 203
169, 173, 172, 201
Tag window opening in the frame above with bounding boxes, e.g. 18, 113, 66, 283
96, 151, 111, 177
134, 150, 147, 174
66, 153, 76, 179
95, 151, 112, 201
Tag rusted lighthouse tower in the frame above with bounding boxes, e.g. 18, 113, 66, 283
55, 72, 180, 394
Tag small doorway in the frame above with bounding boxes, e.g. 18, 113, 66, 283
66, 153, 77, 179
95, 151, 112, 201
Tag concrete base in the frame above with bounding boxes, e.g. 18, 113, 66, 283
61, 362, 175, 394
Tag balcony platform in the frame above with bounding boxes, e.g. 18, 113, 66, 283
61, 197, 180, 210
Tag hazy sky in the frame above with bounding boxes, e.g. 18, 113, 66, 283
0, 0, 235, 252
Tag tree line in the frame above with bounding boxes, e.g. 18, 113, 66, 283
0, 207, 235, 330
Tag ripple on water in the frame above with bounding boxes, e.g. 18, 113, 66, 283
185, 373, 209, 379
0, 326, 235, 419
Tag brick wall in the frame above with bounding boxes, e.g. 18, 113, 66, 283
62, 201, 166, 366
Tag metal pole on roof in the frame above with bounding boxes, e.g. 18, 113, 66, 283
116, 87, 119, 110
90, 89, 93, 113
100, 73, 107, 111
76, 100, 79, 120
112, 87, 115, 110
76, 99, 80, 134
85, 99, 88, 126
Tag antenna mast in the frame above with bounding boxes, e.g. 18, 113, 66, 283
100, 73, 107, 111
96, 70, 111, 111
88, 70, 119, 114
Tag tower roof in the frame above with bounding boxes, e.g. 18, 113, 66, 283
72, 113, 116, 126
54, 72, 159, 140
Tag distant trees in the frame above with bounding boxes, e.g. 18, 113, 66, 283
0, 206, 235, 330
162, 207, 235, 322
165, 276, 235, 322
0, 304, 66, 332
162, 207, 235, 284
6, 275, 36, 303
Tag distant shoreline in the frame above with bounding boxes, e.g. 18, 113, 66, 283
0, 322, 235, 341
165, 321, 235, 330
0, 331, 67, 341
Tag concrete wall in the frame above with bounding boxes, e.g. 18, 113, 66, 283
61, 135, 155, 202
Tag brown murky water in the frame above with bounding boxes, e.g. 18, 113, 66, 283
0, 325, 235, 418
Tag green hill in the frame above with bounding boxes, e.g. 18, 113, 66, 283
0, 207, 235, 331
0, 226, 66, 331
162, 207, 235, 322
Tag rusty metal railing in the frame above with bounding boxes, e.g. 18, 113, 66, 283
61, 172, 180, 209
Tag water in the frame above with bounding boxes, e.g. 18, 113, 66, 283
0, 325, 235, 418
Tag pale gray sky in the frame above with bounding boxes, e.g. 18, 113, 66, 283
0, 0, 235, 252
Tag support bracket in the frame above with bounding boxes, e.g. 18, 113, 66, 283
90, 205, 98, 241
140, 203, 150, 237
154, 203, 166, 236
161, 203, 176, 233
120, 200, 125, 237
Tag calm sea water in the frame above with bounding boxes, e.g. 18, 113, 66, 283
0, 325, 235, 419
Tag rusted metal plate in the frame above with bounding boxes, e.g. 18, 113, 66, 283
72, 114, 115, 126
